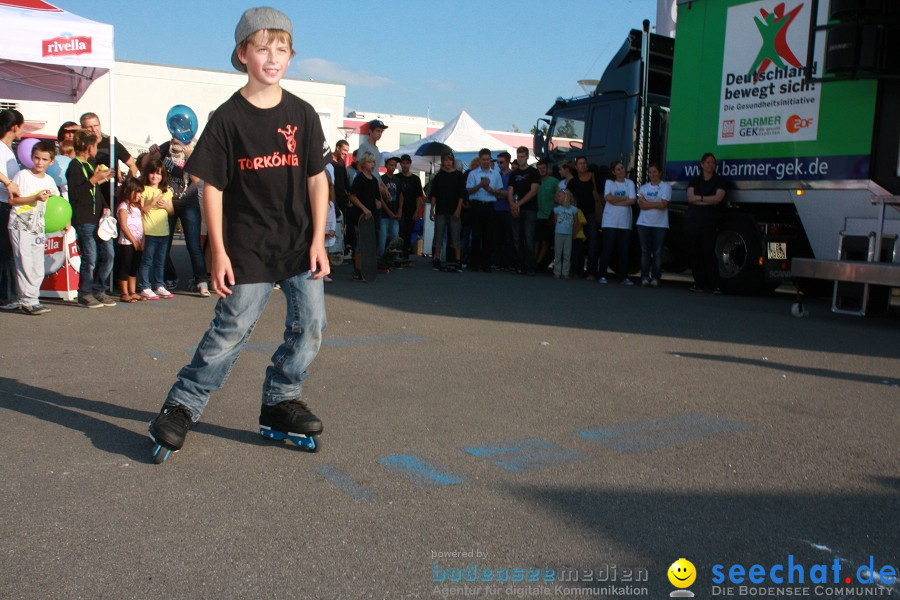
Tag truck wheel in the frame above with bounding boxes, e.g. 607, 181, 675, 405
715, 213, 765, 295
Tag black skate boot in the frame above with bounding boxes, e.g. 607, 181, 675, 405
259, 399, 323, 452
148, 404, 193, 464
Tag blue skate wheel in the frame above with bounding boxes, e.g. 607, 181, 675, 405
260, 427, 288, 441
152, 443, 172, 464
287, 433, 320, 453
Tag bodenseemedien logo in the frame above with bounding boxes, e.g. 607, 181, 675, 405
668, 558, 696, 598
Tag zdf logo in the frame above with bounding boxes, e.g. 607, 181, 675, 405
786, 114, 814, 133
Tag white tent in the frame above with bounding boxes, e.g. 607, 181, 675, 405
390, 110, 517, 172
0, 0, 115, 300
0, 1, 114, 103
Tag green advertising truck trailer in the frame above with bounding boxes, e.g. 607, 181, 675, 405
533, 0, 900, 296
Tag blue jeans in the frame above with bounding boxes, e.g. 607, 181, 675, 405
515, 210, 537, 272
75, 223, 114, 295
164, 270, 327, 420
165, 201, 207, 283
377, 217, 399, 257
0, 203, 18, 303
139, 235, 168, 291
637, 225, 667, 281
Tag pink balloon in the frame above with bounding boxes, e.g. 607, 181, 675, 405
16, 138, 40, 169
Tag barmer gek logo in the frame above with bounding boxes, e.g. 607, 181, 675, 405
277, 124, 298, 153
749, 2, 804, 80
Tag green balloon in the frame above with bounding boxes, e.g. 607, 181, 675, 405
44, 195, 72, 233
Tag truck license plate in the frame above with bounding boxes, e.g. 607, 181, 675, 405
767, 242, 787, 260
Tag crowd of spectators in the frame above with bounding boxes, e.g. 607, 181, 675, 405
0, 108, 728, 313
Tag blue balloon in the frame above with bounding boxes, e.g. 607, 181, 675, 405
166, 104, 198, 144
47, 155, 71, 187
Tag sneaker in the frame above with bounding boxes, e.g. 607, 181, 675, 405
432, 261, 441, 271
641, 278, 650, 287
650, 279, 659, 288
598, 277, 608, 284
20, 303, 50, 315
689, 285, 704, 293
197, 281, 210, 297
622, 278, 635, 286
259, 399, 323, 436
712, 287, 723, 295
273, 282, 281, 290
140, 288, 160, 301
148, 404, 194, 451
95, 292, 118, 307
1, 301, 21, 311
352, 270, 364, 281
155, 287, 174, 299
164, 279, 178, 290
78, 293, 103, 309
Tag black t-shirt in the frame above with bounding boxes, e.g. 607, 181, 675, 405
330, 157, 350, 209
94, 136, 132, 173
396, 172, 423, 219
185, 90, 328, 284
350, 172, 379, 213
157, 140, 190, 204
567, 174, 598, 216
381, 173, 400, 217
92, 136, 131, 204
508, 165, 540, 212
429, 169, 465, 215
687, 174, 726, 220
66, 158, 106, 225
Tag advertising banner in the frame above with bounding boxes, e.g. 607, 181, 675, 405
665, 0, 878, 184
718, 0, 822, 145
40, 228, 79, 300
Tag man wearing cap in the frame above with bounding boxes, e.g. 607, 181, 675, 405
356, 119, 390, 201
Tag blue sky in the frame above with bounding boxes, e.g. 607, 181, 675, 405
50, 0, 659, 132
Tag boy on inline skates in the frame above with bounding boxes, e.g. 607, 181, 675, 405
149, 7, 331, 462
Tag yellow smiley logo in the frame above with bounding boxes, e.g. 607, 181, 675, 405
668, 558, 697, 588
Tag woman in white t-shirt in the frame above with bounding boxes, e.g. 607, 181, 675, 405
598, 161, 636, 284
636, 163, 671, 287
0, 109, 25, 308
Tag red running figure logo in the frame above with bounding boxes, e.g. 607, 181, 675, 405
749, 2, 804, 82
278, 124, 298, 153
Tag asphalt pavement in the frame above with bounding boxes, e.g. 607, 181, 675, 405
1, 243, 897, 599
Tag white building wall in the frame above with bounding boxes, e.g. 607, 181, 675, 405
5, 60, 345, 152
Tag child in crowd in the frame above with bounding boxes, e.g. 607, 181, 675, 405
349, 151, 380, 281
138, 158, 174, 300
636, 163, 671, 287
378, 156, 401, 261
557, 161, 574, 191
116, 177, 145, 302
67, 128, 115, 309
551, 189, 580, 279
8, 140, 59, 315
571, 202, 588, 277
